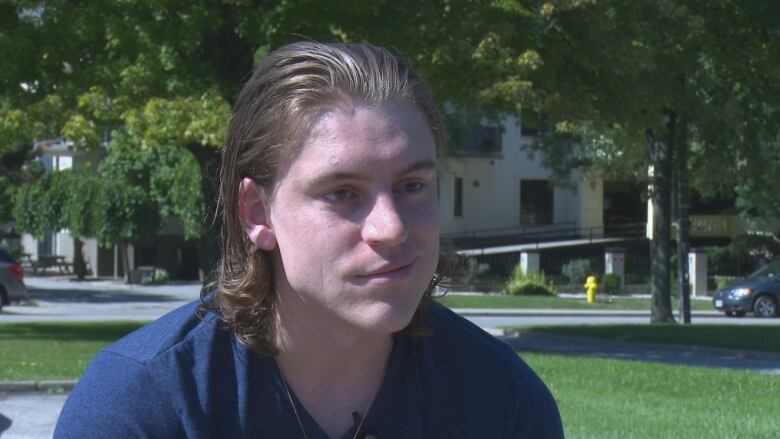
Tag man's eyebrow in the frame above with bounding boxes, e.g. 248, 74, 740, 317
308, 160, 437, 187
395, 160, 437, 178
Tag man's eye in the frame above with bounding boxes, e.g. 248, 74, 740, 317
323, 189, 356, 202
399, 182, 426, 193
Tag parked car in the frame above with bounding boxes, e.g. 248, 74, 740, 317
0, 249, 27, 311
713, 261, 780, 318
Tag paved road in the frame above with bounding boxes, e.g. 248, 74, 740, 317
7, 276, 780, 326
1, 277, 202, 322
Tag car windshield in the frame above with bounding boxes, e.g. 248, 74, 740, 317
747, 260, 780, 279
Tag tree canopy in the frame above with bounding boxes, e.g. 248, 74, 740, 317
5, 0, 780, 298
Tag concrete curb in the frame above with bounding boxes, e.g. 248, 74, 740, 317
0, 380, 76, 394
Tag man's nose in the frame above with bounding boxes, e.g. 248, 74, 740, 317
361, 193, 409, 246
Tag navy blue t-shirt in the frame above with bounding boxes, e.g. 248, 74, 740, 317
55, 299, 563, 438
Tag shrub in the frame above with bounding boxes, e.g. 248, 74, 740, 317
706, 234, 780, 277
602, 273, 622, 294
712, 275, 737, 291
151, 268, 170, 284
562, 259, 592, 285
463, 257, 490, 285
505, 265, 556, 296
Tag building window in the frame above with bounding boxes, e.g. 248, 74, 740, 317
456, 126, 502, 155
454, 177, 463, 217
520, 180, 553, 224
520, 108, 540, 136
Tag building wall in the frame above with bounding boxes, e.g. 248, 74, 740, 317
578, 178, 604, 234
21, 235, 38, 260
439, 116, 592, 235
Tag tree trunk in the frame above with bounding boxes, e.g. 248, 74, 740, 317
189, 142, 222, 288
73, 238, 87, 280
121, 240, 132, 284
676, 115, 692, 324
647, 114, 676, 324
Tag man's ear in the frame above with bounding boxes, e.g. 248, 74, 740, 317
238, 177, 277, 251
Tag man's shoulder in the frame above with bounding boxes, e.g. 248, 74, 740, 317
104, 297, 224, 364
417, 302, 564, 437
422, 301, 518, 363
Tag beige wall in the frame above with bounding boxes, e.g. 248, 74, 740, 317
578, 177, 604, 235
439, 116, 593, 235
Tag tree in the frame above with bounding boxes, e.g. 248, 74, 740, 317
13, 165, 97, 279
92, 144, 204, 282
2, 1, 241, 280
520, 0, 780, 323
3, 0, 545, 281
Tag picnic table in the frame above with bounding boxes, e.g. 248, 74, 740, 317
31, 254, 72, 274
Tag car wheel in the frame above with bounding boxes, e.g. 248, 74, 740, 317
725, 311, 734, 317
753, 295, 779, 318
734, 311, 746, 317
0, 286, 6, 312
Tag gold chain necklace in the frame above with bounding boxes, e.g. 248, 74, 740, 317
276, 361, 374, 439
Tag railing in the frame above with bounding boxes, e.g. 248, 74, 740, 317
442, 222, 646, 250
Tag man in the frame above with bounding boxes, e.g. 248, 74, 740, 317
55, 41, 563, 438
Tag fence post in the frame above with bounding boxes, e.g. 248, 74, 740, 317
520, 251, 540, 275
605, 247, 625, 291
689, 249, 708, 297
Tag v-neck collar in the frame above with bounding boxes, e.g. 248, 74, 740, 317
268, 333, 410, 439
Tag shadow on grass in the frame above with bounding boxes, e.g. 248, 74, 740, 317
525, 324, 780, 353
0, 321, 146, 342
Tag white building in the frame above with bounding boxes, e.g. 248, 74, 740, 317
438, 115, 607, 246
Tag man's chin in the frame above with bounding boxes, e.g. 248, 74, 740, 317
349, 300, 421, 334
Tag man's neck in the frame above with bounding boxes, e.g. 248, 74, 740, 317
273, 293, 394, 438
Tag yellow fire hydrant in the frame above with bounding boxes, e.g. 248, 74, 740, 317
584, 276, 598, 304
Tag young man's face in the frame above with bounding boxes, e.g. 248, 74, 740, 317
266, 101, 439, 334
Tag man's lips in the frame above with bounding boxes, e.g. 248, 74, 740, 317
357, 258, 417, 278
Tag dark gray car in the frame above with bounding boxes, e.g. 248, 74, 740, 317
713, 261, 780, 318
0, 249, 27, 311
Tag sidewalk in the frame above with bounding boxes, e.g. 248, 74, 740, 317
453, 308, 721, 317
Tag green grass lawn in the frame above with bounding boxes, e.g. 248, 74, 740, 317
2, 321, 778, 436
522, 324, 780, 354
0, 321, 145, 380
435, 294, 714, 311
524, 352, 780, 438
